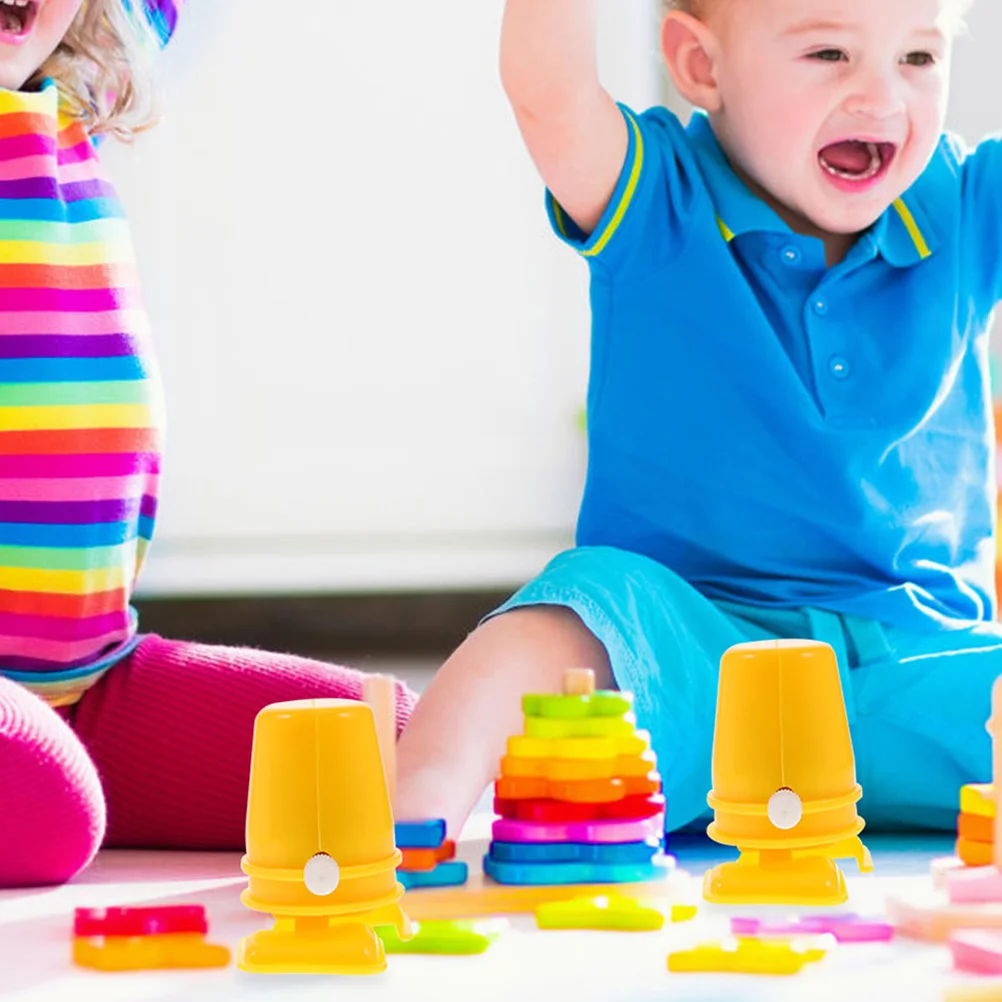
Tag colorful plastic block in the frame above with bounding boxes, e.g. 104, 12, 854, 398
492, 815, 664, 845
397, 860, 468, 890
494, 794, 665, 824
376, 919, 507, 955
524, 714, 636, 740
400, 840, 456, 872
73, 933, 231, 971
951, 930, 1002, 975
959, 836, 995, 868
495, 772, 661, 804
500, 750, 658, 783
731, 914, 894, 943
887, 892, 1002, 941
960, 813, 996, 843
73, 905, 208, 937
522, 690, 633, 721
395, 819, 447, 849
535, 894, 665, 932
506, 733, 650, 761
962, 784, 996, 819
667, 936, 828, 975
672, 904, 698, 922
489, 839, 660, 865
944, 984, 1002, 1002
948, 866, 1002, 903
484, 855, 673, 887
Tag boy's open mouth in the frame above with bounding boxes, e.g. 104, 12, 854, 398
818, 140, 897, 183
0, 0, 37, 39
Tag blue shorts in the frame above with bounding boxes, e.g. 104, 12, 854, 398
492, 546, 1002, 832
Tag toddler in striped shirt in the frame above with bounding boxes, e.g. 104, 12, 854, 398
0, 0, 415, 888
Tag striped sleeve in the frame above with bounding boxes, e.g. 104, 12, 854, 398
544, 104, 697, 276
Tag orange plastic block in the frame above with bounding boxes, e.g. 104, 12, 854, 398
960, 813, 996, 844
500, 750, 657, 783
400, 841, 456, 872
959, 837, 995, 868
495, 772, 661, 804
73, 932, 231, 971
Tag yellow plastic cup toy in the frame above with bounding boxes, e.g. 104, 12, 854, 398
237, 699, 412, 975
703, 639, 873, 906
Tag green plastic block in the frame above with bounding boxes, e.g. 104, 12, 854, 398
376, 919, 508, 955
521, 690, 633, 721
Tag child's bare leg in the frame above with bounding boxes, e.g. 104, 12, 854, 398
395, 606, 612, 838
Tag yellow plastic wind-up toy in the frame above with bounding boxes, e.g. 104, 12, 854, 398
237, 699, 413, 975
703, 639, 873, 906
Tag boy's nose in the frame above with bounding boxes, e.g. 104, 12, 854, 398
843, 74, 906, 121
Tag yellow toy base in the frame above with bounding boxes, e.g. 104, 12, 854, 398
703, 852, 847, 906
237, 918, 386, 975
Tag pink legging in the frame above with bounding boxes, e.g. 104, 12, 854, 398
0, 635, 417, 888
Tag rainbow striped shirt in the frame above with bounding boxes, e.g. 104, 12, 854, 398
0, 81, 163, 706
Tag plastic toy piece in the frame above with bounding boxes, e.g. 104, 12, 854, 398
376, 918, 507, 955
363, 674, 397, 810
962, 784, 996, 819
489, 839, 659, 865
73, 905, 208, 938
506, 732, 650, 761
563, 668, 597, 695
944, 983, 1002, 1002
397, 860, 469, 890
500, 749, 657, 783
667, 936, 828, 975
522, 690, 633, 722
731, 914, 894, 943
960, 813, 995, 843
395, 819, 447, 849
237, 700, 413, 976
73, 932, 231, 971
495, 772, 661, 804
951, 930, 1002, 975
493, 815, 663, 846
672, 904, 698, 922
959, 837, 994, 868
887, 892, 1002, 941
494, 794, 665, 824
949, 866, 1002, 904
400, 840, 456, 872
483, 854, 673, 887
524, 715, 637, 740
703, 640, 872, 906
535, 894, 665, 932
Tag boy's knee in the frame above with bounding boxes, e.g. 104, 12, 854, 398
0, 678, 105, 888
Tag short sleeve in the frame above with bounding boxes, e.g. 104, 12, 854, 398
957, 132, 1002, 309
545, 104, 700, 277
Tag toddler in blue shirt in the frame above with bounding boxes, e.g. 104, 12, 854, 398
396, 0, 1000, 838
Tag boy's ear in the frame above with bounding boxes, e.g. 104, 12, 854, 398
660, 12, 723, 113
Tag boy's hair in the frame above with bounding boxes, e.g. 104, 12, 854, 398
26, 0, 162, 141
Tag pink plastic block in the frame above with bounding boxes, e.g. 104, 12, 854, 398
731, 914, 894, 943
491, 814, 665, 845
950, 930, 1002, 975
74, 905, 208, 937
949, 866, 1002, 905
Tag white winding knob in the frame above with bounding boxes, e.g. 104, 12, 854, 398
304, 853, 340, 896
767, 788, 803, 830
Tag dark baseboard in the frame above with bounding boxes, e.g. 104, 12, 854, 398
131, 590, 512, 661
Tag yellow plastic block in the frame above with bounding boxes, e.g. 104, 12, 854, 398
671, 904, 698, 923
945, 982, 1002, 1001
962, 784, 996, 820
73, 933, 231, 971
535, 895, 665, 932
524, 715, 637, 740
507, 733, 650, 761
500, 750, 658, 783
667, 936, 827, 975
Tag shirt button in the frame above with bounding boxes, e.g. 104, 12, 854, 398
829, 356, 851, 379
782, 245, 801, 265
813, 298, 828, 315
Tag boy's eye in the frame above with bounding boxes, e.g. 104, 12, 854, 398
810, 49, 847, 62
904, 51, 936, 67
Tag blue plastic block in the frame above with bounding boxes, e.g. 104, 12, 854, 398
398, 860, 469, 890
395, 819, 447, 849
482, 854, 674, 887
489, 840, 661, 866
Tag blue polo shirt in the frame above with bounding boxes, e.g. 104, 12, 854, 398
549, 105, 1002, 632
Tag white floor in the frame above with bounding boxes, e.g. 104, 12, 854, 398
1, 825, 994, 1002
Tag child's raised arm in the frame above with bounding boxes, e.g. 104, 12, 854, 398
501, 0, 628, 236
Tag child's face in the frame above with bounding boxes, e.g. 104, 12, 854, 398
0, 0, 83, 91
699, 0, 960, 242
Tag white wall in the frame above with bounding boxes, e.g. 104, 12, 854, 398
106, 0, 662, 596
